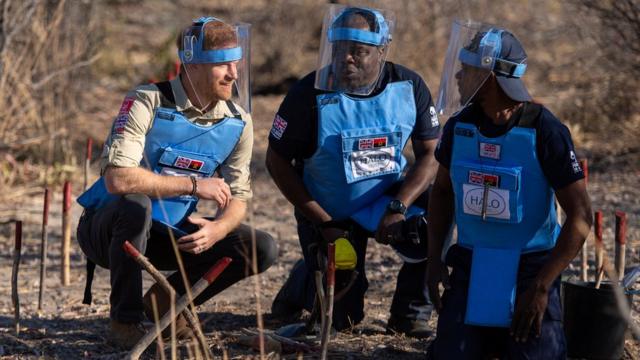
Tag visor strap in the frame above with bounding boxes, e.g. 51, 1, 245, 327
494, 58, 527, 78
328, 28, 386, 46
179, 46, 242, 64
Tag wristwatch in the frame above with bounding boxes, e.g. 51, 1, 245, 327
387, 199, 407, 215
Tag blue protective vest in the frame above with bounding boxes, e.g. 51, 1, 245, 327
303, 81, 417, 221
449, 109, 560, 327
77, 104, 245, 228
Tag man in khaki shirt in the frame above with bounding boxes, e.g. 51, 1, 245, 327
76, 17, 276, 348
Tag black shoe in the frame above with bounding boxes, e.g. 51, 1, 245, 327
386, 316, 433, 339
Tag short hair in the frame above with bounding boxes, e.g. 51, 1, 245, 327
333, 8, 378, 32
177, 20, 237, 51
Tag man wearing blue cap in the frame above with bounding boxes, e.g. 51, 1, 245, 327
76, 17, 277, 348
267, 5, 440, 337
426, 21, 592, 358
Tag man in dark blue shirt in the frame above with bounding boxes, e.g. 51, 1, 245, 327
426, 22, 592, 359
267, 5, 440, 337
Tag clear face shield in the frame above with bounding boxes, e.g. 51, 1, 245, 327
435, 20, 503, 118
179, 17, 251, 113
314, 5, 395, 96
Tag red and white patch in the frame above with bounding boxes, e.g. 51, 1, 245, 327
373, 137, 388, 148
270, 114, 288, 140
118, 97, 135, 115
468, 170, 500, 187
174, 156, 204, 171
479, 142, 501, 160
358, 138, 374, 150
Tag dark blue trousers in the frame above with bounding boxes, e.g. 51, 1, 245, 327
77, 194, 277, 323
427, 245, 566, 360
274, 210, 432, 330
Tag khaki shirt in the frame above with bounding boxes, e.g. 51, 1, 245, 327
100, 77, 253, 200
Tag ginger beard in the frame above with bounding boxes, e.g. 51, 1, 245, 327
185, 60, 238, 110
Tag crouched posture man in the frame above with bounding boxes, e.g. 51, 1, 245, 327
76, 17, 276, 348
427, 21, 592, 359
267, 5, 440, 337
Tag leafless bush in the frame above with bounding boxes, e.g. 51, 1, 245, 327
0, 0, 98, 190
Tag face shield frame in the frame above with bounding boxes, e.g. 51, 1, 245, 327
435, 20, 508, 118
178, 17, 252, 113
314, 5, 395, 96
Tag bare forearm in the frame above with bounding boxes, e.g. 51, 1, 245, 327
534, 213, 592, 292
104, 166, 192, 197
266, 148, 331, 225
214, 198, 247, 235
534, 181, 592, 292
396, 155, 438, 207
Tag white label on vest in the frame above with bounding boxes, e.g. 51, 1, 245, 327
479, 142, 501, 160
160, 167, 201, 178
350, 146, 397, 180
462, 183, 510, 220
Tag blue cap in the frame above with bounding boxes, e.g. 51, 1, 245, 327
327, 7, 390, 46
459, 29, 531, 102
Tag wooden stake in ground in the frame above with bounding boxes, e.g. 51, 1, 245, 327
615, 211, 627, 281
127, 257, 232, 360
12, 220, 22, 335
320, 242, 336, 360
84, 137, 93, 191
61, 181, 72, 286
580, 159, 589, 282
123, 241, 212, 360
38, 188, 50, 311
594, 211, 603, 281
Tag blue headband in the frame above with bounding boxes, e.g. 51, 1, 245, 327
178, 16, 242, 64
327, 8, 390, 46
458, 28, 527, 78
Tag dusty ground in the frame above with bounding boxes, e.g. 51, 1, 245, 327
0, 95, 639, 359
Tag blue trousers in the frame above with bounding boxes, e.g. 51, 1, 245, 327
427, 245, 566, 360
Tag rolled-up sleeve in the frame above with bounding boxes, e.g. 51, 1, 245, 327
219, 113, 253, 201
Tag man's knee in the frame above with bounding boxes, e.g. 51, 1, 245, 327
118, 194, 152, 219
254, 230, 277, 273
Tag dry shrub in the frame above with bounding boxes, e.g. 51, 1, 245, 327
0, 0, 98, 191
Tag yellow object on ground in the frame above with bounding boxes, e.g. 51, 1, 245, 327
335, 237, 357, 270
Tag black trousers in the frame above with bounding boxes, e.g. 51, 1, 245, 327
76, 194, 278, 323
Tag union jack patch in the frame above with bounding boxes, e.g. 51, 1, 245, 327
174, 156, 204, 171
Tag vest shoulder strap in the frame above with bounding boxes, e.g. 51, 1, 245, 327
225, 100, 243, 120
517, 102, 543, 129
155, 81, 176, 108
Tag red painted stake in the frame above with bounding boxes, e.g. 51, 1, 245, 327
615, 211, 627, 281
12, 221, 22, 334
61, 181, 72, 286
320, 243, 336, 360
38, 188, 50, 311
580, 159, 589, 281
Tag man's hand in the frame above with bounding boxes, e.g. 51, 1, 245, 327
510, 283, 549, 343
426, 258, 449, 313
375, 212, 405, 244
320, 227, 346, 244
195, 177, 231, 209
177, 216, 229, 254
